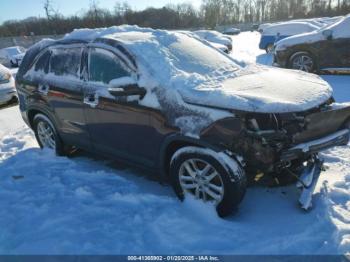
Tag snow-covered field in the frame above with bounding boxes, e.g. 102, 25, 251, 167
0, 31, 349, 255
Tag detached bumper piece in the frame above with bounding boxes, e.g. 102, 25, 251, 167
281, 129, 350, 161
297, 156, 324, 210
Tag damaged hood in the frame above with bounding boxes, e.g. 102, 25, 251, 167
179, 66, 333, 113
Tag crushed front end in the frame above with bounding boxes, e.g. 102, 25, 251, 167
231, 100, 350, 209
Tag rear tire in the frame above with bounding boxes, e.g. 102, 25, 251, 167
33, 114, 70, 156
288, 52, 316, 73
170, 146, 247, 217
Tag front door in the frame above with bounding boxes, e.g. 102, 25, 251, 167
83, 47, 157, 167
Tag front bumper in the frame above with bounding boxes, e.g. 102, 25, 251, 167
281, 129, 350, 161
297, 155, 324, 210
273, 50, 289, 68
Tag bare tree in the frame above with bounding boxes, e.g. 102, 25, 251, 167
43, 0, 58, 20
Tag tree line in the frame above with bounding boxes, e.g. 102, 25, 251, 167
0, 0, 349, 37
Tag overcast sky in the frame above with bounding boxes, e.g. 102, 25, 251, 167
0, 0, 202, 23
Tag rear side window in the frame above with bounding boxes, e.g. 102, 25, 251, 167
34, 50, 51, 73
89, 48, 130, 84
50, 47, 82, 78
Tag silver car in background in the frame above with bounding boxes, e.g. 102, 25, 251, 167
0, 64, 17, 105
0, 46, 26, 67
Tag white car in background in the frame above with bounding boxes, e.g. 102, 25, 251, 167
0, 64, 17, 105
0, 46, 26, 67
223, 27, 241, 35
194, 30, 232, 51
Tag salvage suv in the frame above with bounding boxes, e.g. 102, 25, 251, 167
16, 26, 350, 217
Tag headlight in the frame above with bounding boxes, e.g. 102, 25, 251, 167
0, 73, 11, 84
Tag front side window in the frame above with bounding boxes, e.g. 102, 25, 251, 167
50, 47, 82, 78
89, 48, 131, 84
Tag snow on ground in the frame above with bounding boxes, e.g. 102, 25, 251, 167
0, 31, 349, 255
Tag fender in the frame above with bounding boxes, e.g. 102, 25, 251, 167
158, 133, 227, 180
26, 103, 61, 132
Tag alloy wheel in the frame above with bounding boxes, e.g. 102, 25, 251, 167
179, 158, 224, 205
292, 55, 314, 72
37, 121, 56, 149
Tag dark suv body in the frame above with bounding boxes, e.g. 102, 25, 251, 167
16, 26, 350, 217
274, 15, 350, 73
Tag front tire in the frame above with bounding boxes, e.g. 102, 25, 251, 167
33, 114, 68, 156
170, 147, 247, 217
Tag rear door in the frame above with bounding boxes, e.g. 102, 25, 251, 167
318, 18, 350, 69
324, 38, 350, 68
45, 45, 90, 149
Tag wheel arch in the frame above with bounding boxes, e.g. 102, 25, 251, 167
158, 134, 225, 181
287, 48, 319, 71
27, 106, 59, 131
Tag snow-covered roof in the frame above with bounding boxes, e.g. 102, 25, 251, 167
262, 22, 319, 35
65, 25, 240, 92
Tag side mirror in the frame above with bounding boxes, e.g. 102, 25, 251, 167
322, 29, 333, 40
108, 78, 146, 98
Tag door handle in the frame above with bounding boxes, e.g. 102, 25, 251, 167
38, 84, 49, 95
84, 93, 99, 108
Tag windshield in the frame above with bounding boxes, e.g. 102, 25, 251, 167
163, 33, 237, 75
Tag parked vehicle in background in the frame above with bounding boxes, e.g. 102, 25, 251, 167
208, 42, 229, 53
320, 16, 344, 26
16, 26, 350, 217
274, 14, 350, 73
0, 46, 26, 67
251, 24, 259, 31
0, 64, 17, 105
259, 22, 319, 53
194, 30, 232, 51
258, 23, 272, 33
223, 27, 241, 35
258, 16, 342, 34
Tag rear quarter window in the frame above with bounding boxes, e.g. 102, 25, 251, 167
34, 50, 51, 73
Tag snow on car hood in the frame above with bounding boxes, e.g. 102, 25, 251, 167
179, 66, 333, 113
100, 28, 331, 113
